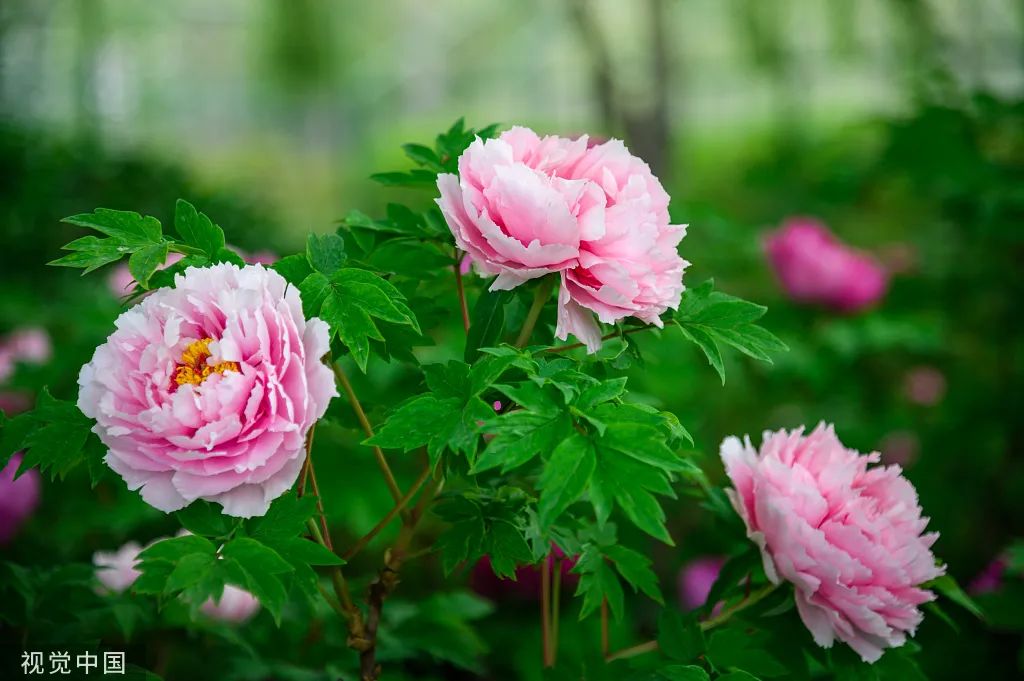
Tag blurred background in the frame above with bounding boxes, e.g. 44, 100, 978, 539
1, 1, 1023, 679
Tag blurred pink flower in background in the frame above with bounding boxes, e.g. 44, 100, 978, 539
241, 250, 278, 266
721, 423, 943, 663
0, 326, 52, 382
79, 264, 336, 517
0, 453, 40, 544
764, 218, 888, 313
879, 430, 920, 468
471, 546, 579, 602
676, 556, 724, 611
438, 126, 686, 352
904, 366, 947, 406
968, 554, 1008, 595
93, 541, 144, 593
200, 584, 261, 623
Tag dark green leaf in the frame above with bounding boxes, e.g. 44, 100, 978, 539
174, 199, 225, 258
306, 233, 347, 276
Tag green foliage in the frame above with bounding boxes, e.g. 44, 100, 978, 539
370, 118, 500, 187
0, 388, 106, 484
674, 279, 788, 383
368, 351, 533, 465
300, 267, 420, 371
135, 494, 342, 625
572, 527, 663, 621
434, 487, 533, 577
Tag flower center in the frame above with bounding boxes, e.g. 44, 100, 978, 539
172, 338, 239, 389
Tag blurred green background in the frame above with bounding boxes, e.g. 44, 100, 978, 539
1, 1, 1023, 679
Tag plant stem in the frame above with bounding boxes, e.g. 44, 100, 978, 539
552, 558, 563, 665
306, 518, 358, 618
603, 583, 779, 662
333, 361, 405, 509
605, 639, 657, 662
306, 452, 332, 550
515, 276, 556, 348
357, 472, 444, 680
343, 465, 432, 561
541, 556, 553, 667
601, 598, 610, 656
454, 251, 470, 335
544, 327, 649, 354
297, 425, 316, 497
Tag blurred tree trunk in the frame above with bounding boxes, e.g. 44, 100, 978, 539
567, 0, 675, 182
74, 0, 102, 139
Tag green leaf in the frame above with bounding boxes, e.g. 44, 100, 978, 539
707, 628, 787, 677
175, 501, 234, 538
48, 236, 125, 274
464, 289, 511, 363
13, 389, 106, 483
574, 544, 625, 621
658, 609, 706, 663
925, 573, 983, 619
174, 199, 225, 258
656, 665, 711, 681
272, 253, 313, 286
306, 233, 347, 276
402, 143, 444, 171
676, 323, 725, 384
164, 553, 217, 593
139, 535, 217, 562
315, 268, 420, 371
472, 410, 572, 474
247, 494, 319, 541
604, 544, 662, 604
590, 447, 675, 543
127, 241, 170, 289
366, 394, 461, 452
62, 208, 162, 248
268, 536, 345, 567
538, 433, 596, 528
369, 169, 438, 188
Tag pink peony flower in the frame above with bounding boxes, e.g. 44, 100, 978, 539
764, 218, 887, 313
471, 546, 579, 602
93, 541, 144, 593
79, 263, 336, 517
677, 556, 725, 611
437, 127, 687, 352
0, 453, 40, 544
720, 423, 943, 663
200, 584, 261, 623
903, 366, 946, 407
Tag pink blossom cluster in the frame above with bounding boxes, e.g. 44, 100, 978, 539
438, 127, 687, 351
721, 423, 943, 662
79, 263, 336, 517
764, 218, 887, 312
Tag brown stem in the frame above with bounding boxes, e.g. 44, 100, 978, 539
605, 639, 657, 662
454, 252, 470, 336
307, 453, 332, 551
552, 558, 563, 665
297, 425, 316, 498
333, 361, 405, 508
343, 465, 432, 561
541, 556, 553, 667
357, 474, 444, 680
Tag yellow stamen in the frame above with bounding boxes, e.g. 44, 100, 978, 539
173, 337, 239, 389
